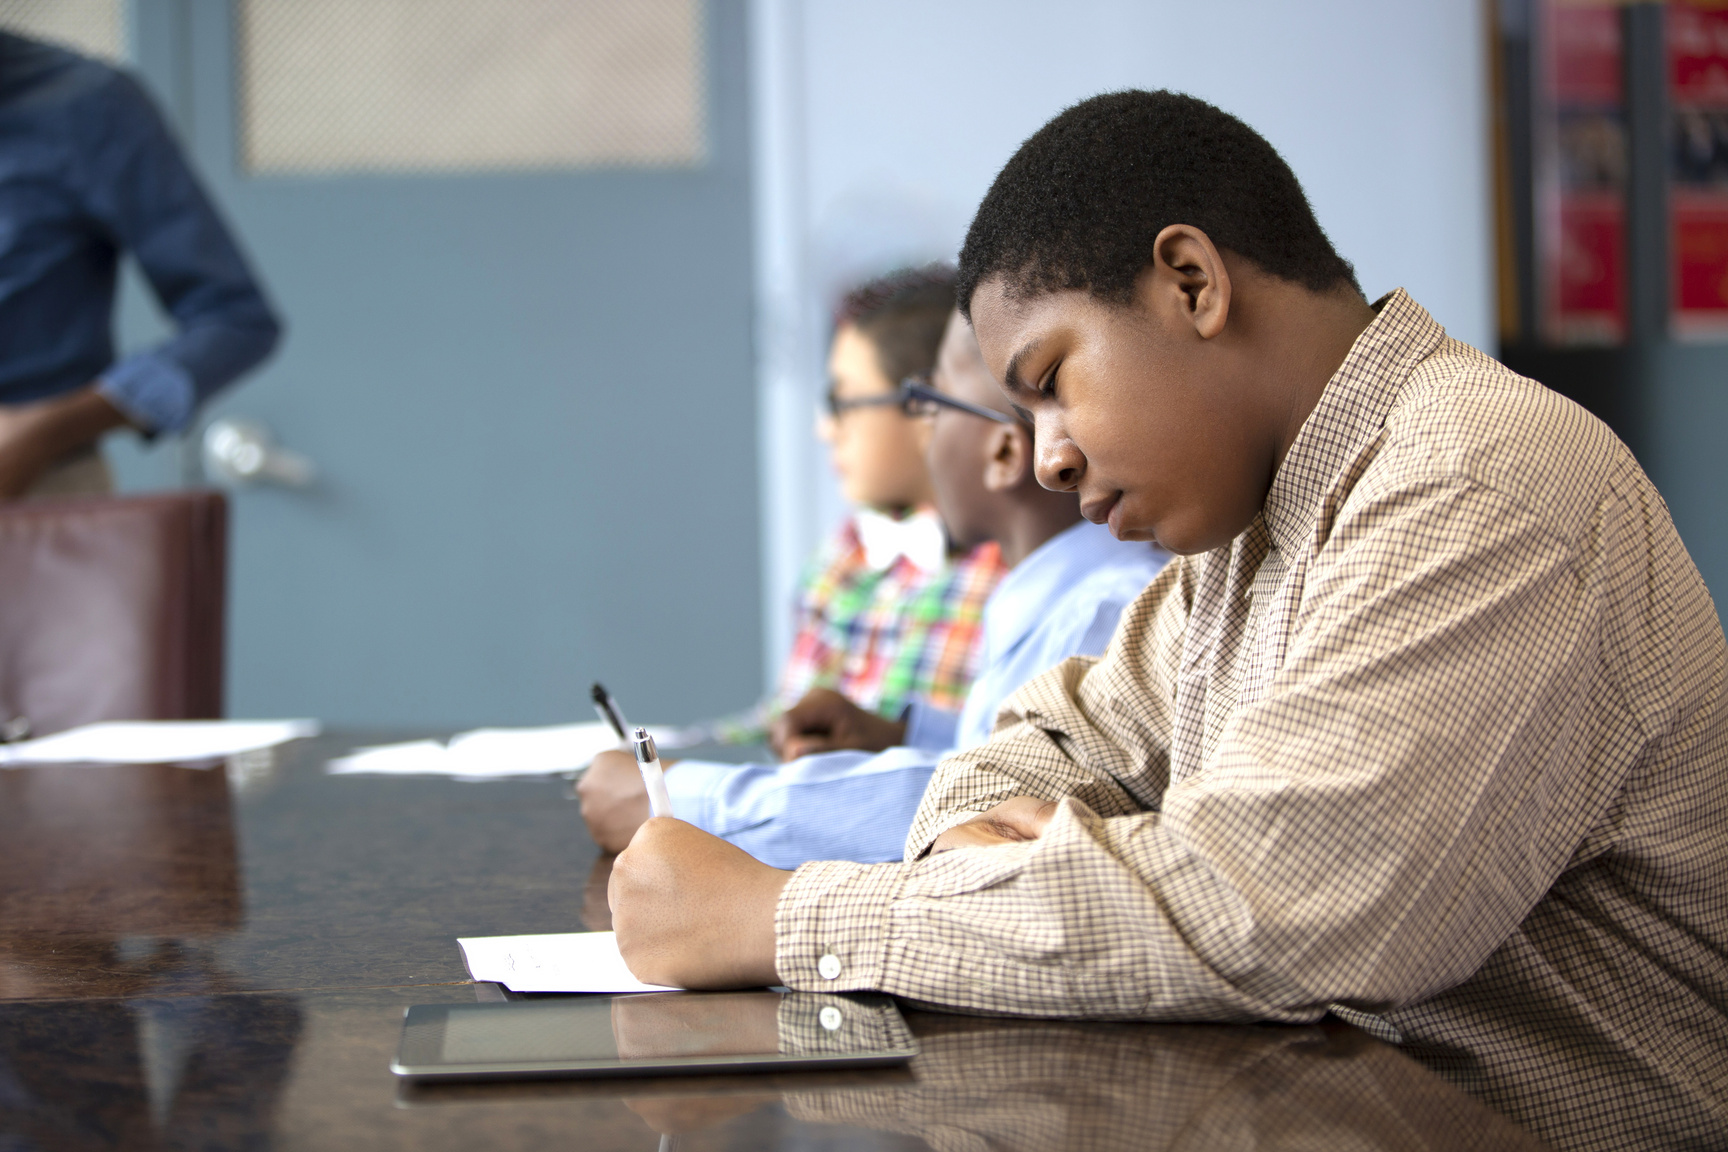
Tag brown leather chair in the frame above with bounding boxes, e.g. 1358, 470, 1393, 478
0, 490, 227, 738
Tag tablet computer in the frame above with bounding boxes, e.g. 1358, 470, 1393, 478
392, 990, 918, 1081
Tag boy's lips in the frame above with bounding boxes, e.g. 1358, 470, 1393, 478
1081, 492, 1121, 530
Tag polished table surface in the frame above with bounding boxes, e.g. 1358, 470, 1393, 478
0, 733, 1555, 1150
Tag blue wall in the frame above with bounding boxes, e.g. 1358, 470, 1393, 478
111, 0, 762, 728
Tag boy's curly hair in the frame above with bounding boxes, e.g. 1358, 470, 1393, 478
957, 91, 1358, 316
836, 264, 957, 387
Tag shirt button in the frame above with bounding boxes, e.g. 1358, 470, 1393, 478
818, 1005, 844, 1031
817, 953, 842, 980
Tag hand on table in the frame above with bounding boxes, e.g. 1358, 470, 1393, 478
930, 797, 1059, 852
577, 749, 679, 854
609, 818, 790, 989
770, 688, 906, 761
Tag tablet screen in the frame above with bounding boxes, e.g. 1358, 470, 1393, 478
394, 990, 917, 1080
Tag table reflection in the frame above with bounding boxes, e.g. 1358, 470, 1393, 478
0, 762, 241, 938
0, 970, 301, 1151
609, 1014, 1550, 1151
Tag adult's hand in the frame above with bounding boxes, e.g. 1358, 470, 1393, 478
609, 818, 789, 989
0, 386, 131, 500
577, 749, 678, 854
930, 797, 1059, 852
770, 687, 906, 761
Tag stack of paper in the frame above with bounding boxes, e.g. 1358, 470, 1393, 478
326, 722, 684, 779
0, 719, 320, 767
458, 931, 680, 993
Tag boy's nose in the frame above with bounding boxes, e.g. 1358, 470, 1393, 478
1035, 426, 1084, 492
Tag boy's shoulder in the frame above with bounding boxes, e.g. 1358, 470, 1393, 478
1378, 336, 1646, 539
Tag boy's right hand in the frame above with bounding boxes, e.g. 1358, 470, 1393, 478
770, 688, 906, 761
578, 750, 658, 854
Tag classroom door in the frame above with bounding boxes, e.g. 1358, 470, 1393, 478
115, 0, 761, 727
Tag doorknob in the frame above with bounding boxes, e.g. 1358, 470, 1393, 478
201, 417, 316, 488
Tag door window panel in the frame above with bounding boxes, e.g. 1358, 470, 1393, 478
0, 0, 125, 61
237, 0, 705, 175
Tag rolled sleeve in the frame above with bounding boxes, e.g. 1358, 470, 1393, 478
96, 351, 195, 433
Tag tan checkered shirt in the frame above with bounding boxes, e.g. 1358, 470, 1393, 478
773, 291, 1728, 1152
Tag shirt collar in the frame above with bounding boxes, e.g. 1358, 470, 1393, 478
983, 520, 1136, 660
1261, 289, 1446, 556
854, 506, 948, 573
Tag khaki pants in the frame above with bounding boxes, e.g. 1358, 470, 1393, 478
25, 445, 114, 500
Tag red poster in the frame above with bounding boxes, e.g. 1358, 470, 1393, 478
1669, 2, 1728, 338
1559, 193, 1627, 320
1540, 2, 1627, 344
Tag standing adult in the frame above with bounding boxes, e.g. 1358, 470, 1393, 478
0, 31, 280, 499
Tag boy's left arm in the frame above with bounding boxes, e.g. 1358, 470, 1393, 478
901, 562, 1189, 857
612, 475, 1644, 1020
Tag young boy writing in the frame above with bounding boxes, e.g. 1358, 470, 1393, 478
604, 92, 1728, 1151
578, 311, 1169, 865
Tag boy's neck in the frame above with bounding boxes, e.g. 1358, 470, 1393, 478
994, 502, 1085, 569
1250, 280, 1380, 473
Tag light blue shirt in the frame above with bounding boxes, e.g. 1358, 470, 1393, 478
665, 521, 1171, 868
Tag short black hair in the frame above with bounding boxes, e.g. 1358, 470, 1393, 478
835, 264, 956, 387
957, 90, 1359, 316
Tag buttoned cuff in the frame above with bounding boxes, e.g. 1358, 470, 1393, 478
900, 701, 959, 753
98, 354, 196, 434
774, 859, 905, 992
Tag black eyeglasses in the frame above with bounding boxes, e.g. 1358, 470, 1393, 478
899, 378, 1025, 426
824, 386, 905, 420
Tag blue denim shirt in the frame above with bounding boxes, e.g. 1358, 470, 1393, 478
0, 34, 279, 431
666, 521, 1173, 868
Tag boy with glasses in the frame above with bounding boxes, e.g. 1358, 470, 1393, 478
578, 312, 1168, 863
709, 267, 1003, 746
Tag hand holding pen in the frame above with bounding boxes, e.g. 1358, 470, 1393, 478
633, 727, 675, 818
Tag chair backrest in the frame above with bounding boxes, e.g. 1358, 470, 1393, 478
0, 491, 227, 736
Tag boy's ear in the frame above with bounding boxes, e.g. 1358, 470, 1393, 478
1148, 224, 1231, 341
982, 423, 1032, 493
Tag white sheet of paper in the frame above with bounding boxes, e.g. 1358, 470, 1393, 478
458, 931, 680, 994
0, 719, 320, 766
326, 722, 682, 778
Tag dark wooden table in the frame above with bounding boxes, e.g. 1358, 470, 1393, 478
0, 733, 1553, 1150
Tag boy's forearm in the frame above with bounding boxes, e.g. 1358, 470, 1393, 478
904, 661, 1144, 860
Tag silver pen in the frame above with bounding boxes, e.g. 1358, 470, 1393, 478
633, 727, 674, 818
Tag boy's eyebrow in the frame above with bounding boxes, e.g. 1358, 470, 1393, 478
1002, 339, 1044, 394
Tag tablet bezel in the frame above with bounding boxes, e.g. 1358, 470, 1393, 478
391, 991, 919, 1081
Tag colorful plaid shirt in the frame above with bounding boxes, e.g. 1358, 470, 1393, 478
777, 511, 1004, 720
